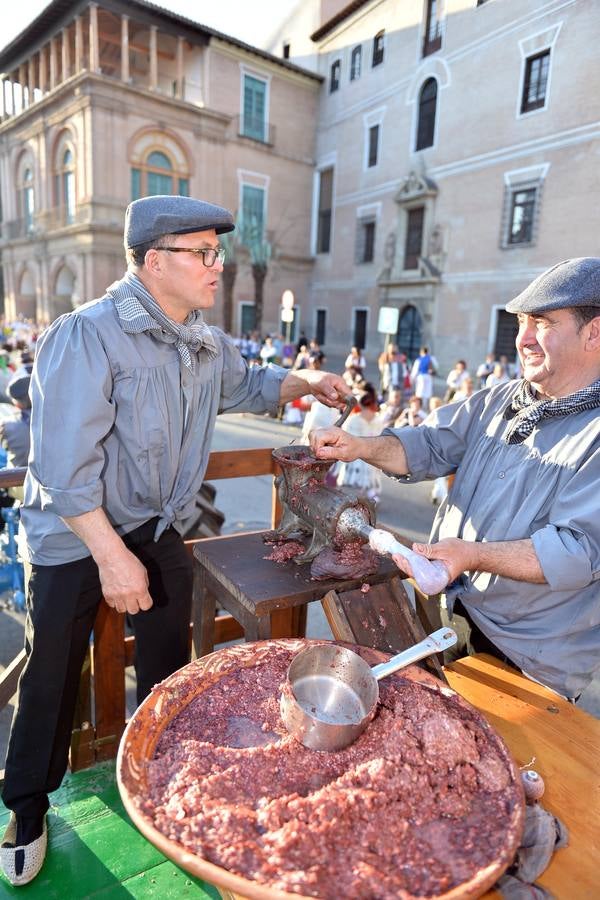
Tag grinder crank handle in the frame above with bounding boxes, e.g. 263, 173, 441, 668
363, 526, 451, 594
333, 395, 356, 429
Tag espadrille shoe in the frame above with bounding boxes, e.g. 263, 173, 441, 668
0, 813, 47, 886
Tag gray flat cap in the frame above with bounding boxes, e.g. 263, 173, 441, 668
506, 257, 600, 314
124, 195, 235, 247
7, 374, 31, 406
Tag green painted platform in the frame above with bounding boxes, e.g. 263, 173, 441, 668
0, 762, 220, 899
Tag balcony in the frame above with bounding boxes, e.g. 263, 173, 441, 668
0, 207, 92, 242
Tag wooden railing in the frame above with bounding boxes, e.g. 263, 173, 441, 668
0, 448, 282, 774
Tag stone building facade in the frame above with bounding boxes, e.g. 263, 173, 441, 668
270, 0, 600, 371
0, 0, 321, 335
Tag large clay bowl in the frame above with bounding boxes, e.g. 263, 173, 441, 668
117, 638, 524, 900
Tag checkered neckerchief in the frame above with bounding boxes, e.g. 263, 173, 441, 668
504, 378, 600, 444
107, 272, 218, 372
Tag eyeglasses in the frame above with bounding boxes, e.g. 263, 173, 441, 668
160, 247, 226, 267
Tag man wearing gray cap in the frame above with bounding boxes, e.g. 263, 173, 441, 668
311, 257, 600, 700
0, 195, 348, 886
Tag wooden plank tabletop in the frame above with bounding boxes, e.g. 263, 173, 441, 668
445, 654, 600, 900
193, 530, 398, 616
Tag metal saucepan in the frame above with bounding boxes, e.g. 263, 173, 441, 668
280, 628, 457, 752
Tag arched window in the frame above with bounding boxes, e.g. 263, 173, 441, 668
131, 148, 189, 199
20, 166, 35, 234
416, 78, 437, 150
53, 137, 77, 225
350, 45, 362, 81
18, 268, 37, 319
54, 264, 77, 316
396, 305, 422, 362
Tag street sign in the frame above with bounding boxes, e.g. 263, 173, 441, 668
377, 306, 399, 334
281, 290, 295, 310
281, 308, 294, 323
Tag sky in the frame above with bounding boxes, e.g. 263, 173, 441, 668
1, 0, 300, 54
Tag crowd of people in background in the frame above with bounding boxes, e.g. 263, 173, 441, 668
0, 314, 519, 513
229, 329, 517, 509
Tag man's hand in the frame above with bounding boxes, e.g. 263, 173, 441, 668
279, 368, 348, 408
63, 507, 155, 614
309, 425, 364, 461
98, 546, 153, 616
410, 538, 478, 583
411, 536, 546, 584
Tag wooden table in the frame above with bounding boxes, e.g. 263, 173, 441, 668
445, 653, 600, 899
192, 530, 397, 657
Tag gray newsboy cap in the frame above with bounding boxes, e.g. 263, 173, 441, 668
506, 257, 600, 314
124, 195, 235, 247
7, 374, 31, 406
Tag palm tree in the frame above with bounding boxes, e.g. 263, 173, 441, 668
219, 232, 239, 335
238, 214, 271, 336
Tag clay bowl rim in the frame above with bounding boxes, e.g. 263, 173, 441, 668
116, 638, 525, 900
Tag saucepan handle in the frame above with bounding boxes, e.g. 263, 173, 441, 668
370, 627, 457, 681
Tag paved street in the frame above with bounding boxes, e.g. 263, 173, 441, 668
1, 411, 597, 770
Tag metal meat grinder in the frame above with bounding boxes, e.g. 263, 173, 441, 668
271, 445, 375, 564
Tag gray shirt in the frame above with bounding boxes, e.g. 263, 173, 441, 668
387, 380, 600, 698
0, 410, 31, 467
19, 293, 287, 565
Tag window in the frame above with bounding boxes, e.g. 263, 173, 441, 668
494, 310, 519, 360
54, 145, 76, 225
356, 219, 376, 264
416, 78, 437, 150
521, 50, 550, 113
243, 74, 267, 141
404, 207, 424, 269
423, 0, 442, 57
372, 31, 385, 67
330, 60, 341, 93
353, 309, 368, 351
367, 125, 379, 167
350, 45, 362, 81
316, 168, 333, 254
507, 187, 536, 245
131, 150, 189, 200
396, 305, 422, 361
315, 309, 327, 346
240, 302, 256, 334
241, 184, 265, 243
20, 167, 35, 234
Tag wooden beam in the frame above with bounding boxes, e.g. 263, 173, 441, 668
205, 447, 277, 479
98, 29, 174, 61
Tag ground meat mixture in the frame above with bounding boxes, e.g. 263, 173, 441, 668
263, 540, 307, 562
310, 542, 379, 580
138, 644, 523, 899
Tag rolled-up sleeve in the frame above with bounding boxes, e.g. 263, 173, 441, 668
29, 315, 115, 518
531, 451, 600, 590
217, 332, 288, 414
382, 393, 487, 481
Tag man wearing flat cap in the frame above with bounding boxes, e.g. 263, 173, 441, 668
0, 195, 349, 886
311, 257, 600, 700
0, 374, 32, 505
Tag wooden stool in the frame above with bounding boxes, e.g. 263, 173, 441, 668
191, 530, 398, 658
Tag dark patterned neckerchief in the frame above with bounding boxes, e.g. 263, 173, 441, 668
503, 378, 600, 444
107, 272, 218, 372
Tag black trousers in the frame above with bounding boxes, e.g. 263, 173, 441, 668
2, 519, 192, 820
